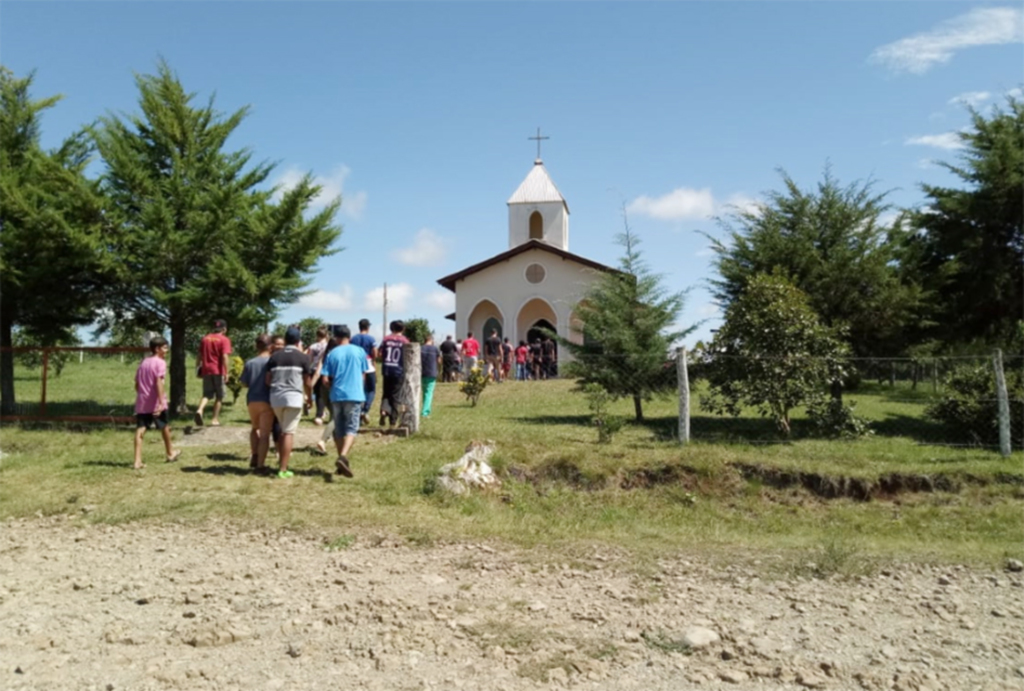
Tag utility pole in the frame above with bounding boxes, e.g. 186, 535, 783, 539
382, 282, 388, 342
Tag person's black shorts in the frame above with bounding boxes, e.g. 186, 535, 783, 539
136, 411, 169, 430
202, 374, 226, 400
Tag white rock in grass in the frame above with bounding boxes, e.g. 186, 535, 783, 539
435, 441, 501, 495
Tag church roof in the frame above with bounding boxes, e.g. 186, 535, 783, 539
436, 239, 621, 292
507, 160, 569, 212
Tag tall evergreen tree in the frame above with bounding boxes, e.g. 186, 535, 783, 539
560, 214, 693, 422
93, 61, 341, 413
0, 68, 110, 414
706, 166, 927, 358
911, 96, 1023, 349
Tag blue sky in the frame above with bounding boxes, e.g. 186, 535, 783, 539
3, 2, 1022, 346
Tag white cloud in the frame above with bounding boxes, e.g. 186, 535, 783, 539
949, 91, 991, 107
870, 7, 1024, 74
905, 132, 964, 150
627, 187, 716, 221
423, 289, 455, 311
721, 193, 762, 217
916, 158, 937, 170
272, 165, 368, 218
296, 286, 354, 312
1007, 87, 1024, 99
363, 283, 414, 313
392, 228, 447, 267
697, 303, 720, 319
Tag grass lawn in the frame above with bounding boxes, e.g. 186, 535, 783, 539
2, 357, 1021, 568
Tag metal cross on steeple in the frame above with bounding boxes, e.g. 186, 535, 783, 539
528, 127, 550, 160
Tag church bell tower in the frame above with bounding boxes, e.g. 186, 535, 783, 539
506, 129, 569, 251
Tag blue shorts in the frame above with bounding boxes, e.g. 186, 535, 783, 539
331, 401, 362, 439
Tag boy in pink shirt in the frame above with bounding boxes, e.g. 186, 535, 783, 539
133, 336, 181, 469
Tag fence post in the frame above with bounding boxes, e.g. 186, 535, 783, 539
399, 342, 422, 434
40, 348, 50, 417
677, 347, 690, 445
993, 349, 1011, 457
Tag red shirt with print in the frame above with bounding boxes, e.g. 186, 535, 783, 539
461, 337, 479, 358
198, 333, 232, 376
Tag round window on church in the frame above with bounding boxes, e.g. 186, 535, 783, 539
525, 263, 546, 284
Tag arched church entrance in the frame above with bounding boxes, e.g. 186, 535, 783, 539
526, 319, 555, 344
482, 317, 503, 340
517, 298, 557, 344
467, 299, 503, 340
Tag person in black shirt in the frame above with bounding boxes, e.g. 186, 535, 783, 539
484, 329, 503, 383
439, 335, 459, 382
541, 336, 557, 379
529, 339, 542, 381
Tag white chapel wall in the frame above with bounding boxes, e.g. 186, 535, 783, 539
454, 248, 602, 360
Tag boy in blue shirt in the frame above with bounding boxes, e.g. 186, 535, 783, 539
320, 324, 371, 478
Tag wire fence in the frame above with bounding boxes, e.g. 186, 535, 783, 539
0, 347, 148, 423
684, 351, 1022, 454
2, 345, 1020, 456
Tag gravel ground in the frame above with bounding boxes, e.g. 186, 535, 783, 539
1, 516, 1022, 691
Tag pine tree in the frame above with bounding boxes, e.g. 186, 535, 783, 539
911, 95, 1024, 349
93, 61, 342, 413
560, 213, 693, 422
0, 68, 110, 414
706, 166, 926, 359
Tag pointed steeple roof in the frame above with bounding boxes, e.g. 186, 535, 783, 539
507, 159, 569, 212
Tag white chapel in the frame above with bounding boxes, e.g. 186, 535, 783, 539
437, 150, 618, 360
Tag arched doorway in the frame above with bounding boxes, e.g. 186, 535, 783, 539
526, 319, 555, 344
517, 297, 557, 344
482, 317, 502, 340
467, 299, 503, 341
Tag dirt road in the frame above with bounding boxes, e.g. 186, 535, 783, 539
1, 516, 1021, 691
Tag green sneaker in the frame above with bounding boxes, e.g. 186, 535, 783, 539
277, 470, 294, 479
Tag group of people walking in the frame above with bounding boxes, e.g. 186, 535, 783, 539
439, 330, 558, 384
132, 319, 557, 474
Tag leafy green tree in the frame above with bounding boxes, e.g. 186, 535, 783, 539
702, 273, 848, 436
706, 166, 927, 359
403, 317, 432, 344
560, 217, 692, 422
92, 61, 341, 413
0, 68, 111, 414
910, 96, 1023, 348
273, 317, 327, 349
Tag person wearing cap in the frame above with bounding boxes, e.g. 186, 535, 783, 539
264, 326, 314, 479
194, 319, 233, 427
319, 324, 371, 478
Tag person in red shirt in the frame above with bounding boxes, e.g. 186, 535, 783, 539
515, 340, 529, 381
460, 331, 480, 378
194, 318, 233, 427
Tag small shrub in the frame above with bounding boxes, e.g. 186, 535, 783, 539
582, 383, 624, 443
226, 355, 245, 403
806, 397, 873, 439
926, 363, 1023, 446
458, 367, 489, 406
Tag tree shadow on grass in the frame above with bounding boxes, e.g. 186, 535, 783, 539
505, 414, 594, 427
180, 465, 250, 476
82, 460, 133, 468
206, 453, 246, 462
